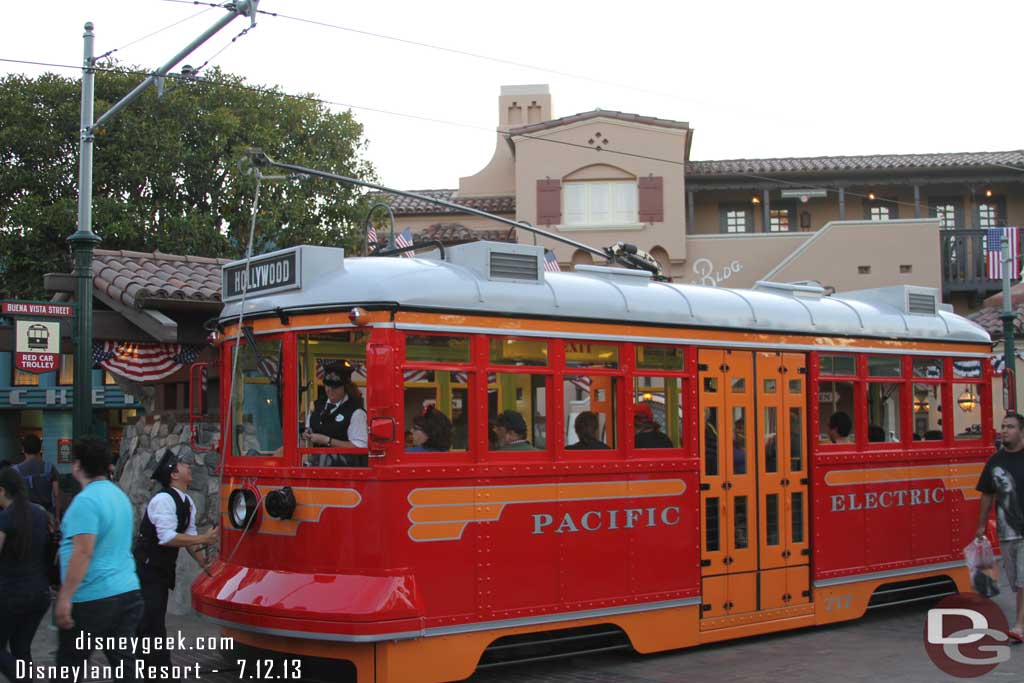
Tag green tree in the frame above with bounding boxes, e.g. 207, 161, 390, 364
0, 67, 377, 299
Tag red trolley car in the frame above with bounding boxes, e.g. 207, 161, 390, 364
193, 239, 993, 683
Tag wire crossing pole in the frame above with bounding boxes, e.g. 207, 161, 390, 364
1001, 232, 1018, 414
71, 2, 258, 439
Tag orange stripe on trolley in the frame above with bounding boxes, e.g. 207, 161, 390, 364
408, 479, 686, 543
408, 504, 506, 524
409, 479, 685, 507
824, 464, 983, 486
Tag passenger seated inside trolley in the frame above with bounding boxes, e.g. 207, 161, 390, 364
566, 411, 609, 450
407, 406, 452, 452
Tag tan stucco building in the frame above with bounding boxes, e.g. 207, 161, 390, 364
385, 84, 1024, 312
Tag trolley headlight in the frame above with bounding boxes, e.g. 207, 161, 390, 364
228, 489, 259, 529
265, 487, 296, 520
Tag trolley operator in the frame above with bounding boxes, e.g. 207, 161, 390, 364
304, 361, 367, 466
134, 450, 217, 671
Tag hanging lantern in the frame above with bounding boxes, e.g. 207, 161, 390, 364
957, 389, 978, 412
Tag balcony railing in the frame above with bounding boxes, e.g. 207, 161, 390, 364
941, 227, 1021, 295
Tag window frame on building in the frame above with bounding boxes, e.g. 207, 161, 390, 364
928, 197, 964, 230
719, 204, 753, 234
768, 201, 797, 233
864, 196, 900, 221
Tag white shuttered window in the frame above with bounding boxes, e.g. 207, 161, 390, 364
563, 181, 637, 226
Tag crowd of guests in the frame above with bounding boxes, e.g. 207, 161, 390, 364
0, 436, 216, 682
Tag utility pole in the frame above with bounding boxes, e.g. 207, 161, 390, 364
71, 2, 258, 439
1000, 231, 1018, 414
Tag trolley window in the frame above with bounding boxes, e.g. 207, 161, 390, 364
953, 359, 984, 440
230, 335, 283, 457
867, 356, 902, 444
296, 331, 369, 467
564, 375, 617, 450
817, 354, 858, 446
403, 369, 472, 453
634, 376, 684, 449
489, 372, 547, 451
402, 334, 472, 455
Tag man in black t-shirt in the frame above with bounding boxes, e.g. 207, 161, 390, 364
976, 412, 1024, 640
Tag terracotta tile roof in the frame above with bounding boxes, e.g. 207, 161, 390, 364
92, 249, 230, 310
414, 223, 517, 245
686, 150, 1024, 177
967, 305, 1024, 339
508, 109, 690, 136
376, 190, 516, 216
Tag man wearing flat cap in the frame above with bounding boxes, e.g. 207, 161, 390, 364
493, 410, 534, 450
303, 361, 367, 465
134, 449, 217, 671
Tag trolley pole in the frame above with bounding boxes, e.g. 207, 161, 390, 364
1000, 232, 1018, 414
71, 3, 258, 439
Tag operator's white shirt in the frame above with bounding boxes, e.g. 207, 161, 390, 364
148, 487, 197, 545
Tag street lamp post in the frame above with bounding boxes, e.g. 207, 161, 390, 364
70, 3, 258, 438
1000, 232, 1018, 414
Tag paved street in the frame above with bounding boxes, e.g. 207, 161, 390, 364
26, 577, 1024, 682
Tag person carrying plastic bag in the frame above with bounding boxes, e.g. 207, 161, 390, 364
975, 413, 1024, 643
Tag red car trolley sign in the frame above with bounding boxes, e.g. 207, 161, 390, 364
15, 319, 60, 373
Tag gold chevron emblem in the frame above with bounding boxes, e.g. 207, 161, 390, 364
220, 485, 362, 536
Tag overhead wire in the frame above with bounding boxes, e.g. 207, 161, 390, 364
94, 5, 215, 62
188, 22, 258, 77
1, 55, 1022, 216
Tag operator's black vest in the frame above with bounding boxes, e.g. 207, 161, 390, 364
309, 395, 364, 443
134, 487, 191, 589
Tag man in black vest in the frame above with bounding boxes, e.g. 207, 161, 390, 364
134, 450, 217, 671
303, 361, 367, 466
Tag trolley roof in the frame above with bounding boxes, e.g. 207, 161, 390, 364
220, 242, 990, 345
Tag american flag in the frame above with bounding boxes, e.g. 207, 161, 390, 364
395, 228, 414, 257
543, 250, 561, 273
985, 227, 1020, 280
367, 224, 378, 251
92, 342, 202, 382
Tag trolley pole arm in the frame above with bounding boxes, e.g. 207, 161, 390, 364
247, 150, 610, 261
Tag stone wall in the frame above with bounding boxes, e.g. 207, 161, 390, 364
117, 411, 220, 615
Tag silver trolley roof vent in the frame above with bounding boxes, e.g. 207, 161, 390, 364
490, 251, 540, 281
835, 285, 941, 316
438, 241, 545, 283
906, 290, 938, 316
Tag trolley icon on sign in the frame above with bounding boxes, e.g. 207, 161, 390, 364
26, 324, 50, 350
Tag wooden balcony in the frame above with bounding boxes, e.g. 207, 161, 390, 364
941, 228, 1021, 298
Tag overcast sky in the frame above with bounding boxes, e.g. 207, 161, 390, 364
7, 1, 1024, 191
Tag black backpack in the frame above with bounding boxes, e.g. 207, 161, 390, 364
19, 461, 54, 509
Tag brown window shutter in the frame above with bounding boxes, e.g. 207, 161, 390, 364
537, 179, 562, 225
638, 176, 664, 223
